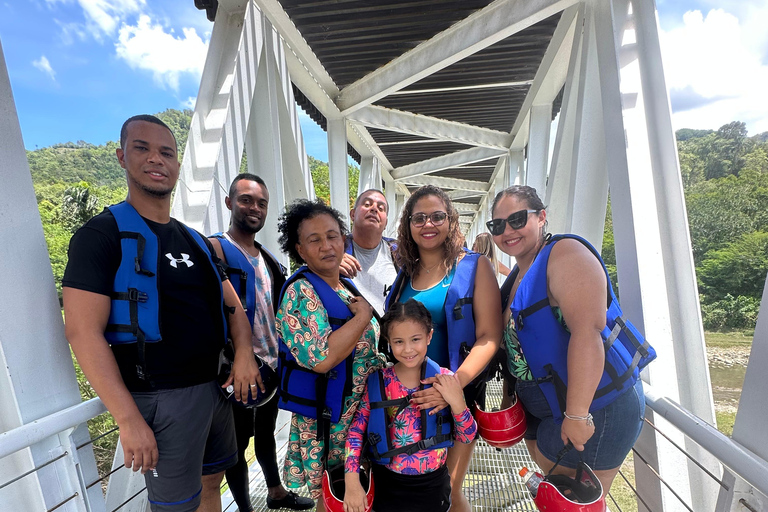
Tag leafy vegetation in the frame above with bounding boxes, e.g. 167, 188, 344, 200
602, 121, 768, 330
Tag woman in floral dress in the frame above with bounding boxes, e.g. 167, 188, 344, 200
275, 199, 385, 510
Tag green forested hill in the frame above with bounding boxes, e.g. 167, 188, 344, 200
28, 109, 358, 299
602, 121, 768, 330
27, 110, 768, 330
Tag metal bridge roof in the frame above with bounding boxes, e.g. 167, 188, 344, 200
198, 0, 568, 225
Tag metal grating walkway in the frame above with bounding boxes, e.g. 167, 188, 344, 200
224, 379, 539, 511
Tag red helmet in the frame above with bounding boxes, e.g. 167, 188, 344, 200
321, 465, 374, 512
534, 461, 606, 512
474, 394, 527, 449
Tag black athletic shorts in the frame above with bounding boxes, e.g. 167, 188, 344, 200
132, 380, 236, 512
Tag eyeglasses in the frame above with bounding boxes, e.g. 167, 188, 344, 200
410, 211, 448, 228
486, 209, 539, 236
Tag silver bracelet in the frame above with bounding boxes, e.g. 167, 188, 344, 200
564, 412, 594, 427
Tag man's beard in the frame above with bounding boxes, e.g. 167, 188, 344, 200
130, 175, 173, 198
234, 215, 263, 234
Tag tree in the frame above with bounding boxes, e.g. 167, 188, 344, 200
61, 181, 99, 233
698, 231, 768, 302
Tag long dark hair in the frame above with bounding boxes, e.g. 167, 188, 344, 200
395, 185, 463, 277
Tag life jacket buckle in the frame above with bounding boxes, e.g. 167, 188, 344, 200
322, 407, 332, 421
127, 288, 148, 303
418, 437, 437, 450
328, 369, 338, 380
517, 314, 524, 330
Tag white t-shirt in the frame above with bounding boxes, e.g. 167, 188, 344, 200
351, 239, 398, 317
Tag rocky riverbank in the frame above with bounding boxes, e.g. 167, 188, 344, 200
707, 344, 751, 413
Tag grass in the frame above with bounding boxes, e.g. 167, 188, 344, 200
704, 330, 753, 348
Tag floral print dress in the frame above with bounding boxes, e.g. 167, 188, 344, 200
344, 366, 476, 476
276, 277, 385, 498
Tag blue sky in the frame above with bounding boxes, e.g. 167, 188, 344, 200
2, 0, 767, 159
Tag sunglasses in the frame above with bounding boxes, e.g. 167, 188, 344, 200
486, 209, 540, 236
410, 211, 448, 228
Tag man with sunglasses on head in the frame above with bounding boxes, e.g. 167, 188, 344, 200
339, 189, 399, 316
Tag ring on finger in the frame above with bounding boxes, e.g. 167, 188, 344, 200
249, 384, 258, 388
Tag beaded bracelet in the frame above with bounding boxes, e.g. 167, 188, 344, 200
564, 412, 594, 427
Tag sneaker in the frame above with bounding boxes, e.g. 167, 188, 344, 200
266, 491, 314, 510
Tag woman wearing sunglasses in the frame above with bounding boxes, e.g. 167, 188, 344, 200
384, 185, 501, 512
489, 185, 648, 496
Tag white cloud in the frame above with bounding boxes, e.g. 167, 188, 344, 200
78, 0, 145, 37
55, 19, 88, 45
46, 0, 146, 41
660, 8, 768, 134
183, 97, 197, 109
32, 55, 56, 81
115, 15, 208, 91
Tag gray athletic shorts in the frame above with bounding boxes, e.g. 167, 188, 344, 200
132, 380, 237, 512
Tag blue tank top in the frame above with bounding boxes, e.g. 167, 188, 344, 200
399, 266, 456, 368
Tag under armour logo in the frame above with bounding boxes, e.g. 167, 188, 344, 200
166, 253, 194, 268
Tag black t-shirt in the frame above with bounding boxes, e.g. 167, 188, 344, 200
63, 209, 228, 391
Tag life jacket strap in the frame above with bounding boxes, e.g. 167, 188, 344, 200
453, 297, 473, 320
119, 232, 155, 277
107, 287, 152, 382
224, 266, 249, 312
373, 432, 454, 460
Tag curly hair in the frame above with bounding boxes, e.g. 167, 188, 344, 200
277, 198, 348, 265
395, 185, 463, 277
380, 299, 433, 345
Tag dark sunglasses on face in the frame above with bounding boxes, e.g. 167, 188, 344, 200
486, 209, 540, 236
410, 211, 448, 228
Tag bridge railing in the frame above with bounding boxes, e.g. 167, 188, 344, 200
3, 384, 768, 511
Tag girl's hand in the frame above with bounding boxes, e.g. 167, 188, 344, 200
411, 383, 449, 414
431, 373, 468, 414
344, 473, 367, 512
560, 415, 595, 451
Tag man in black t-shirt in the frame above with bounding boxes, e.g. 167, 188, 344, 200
63, 115, 260, 512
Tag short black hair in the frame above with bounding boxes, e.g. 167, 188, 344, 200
278, 198, 348, 265
120, 114, 177, 150
229, 173, 267, 198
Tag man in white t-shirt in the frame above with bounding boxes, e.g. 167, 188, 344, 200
340, 189, 399, 316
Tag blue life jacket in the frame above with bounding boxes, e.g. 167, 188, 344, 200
277, 267, 360, 425
366, 358, 453, 464
384, 251, 480, 372
510, 234, 656, 421
104, 202, 226, 380
210, 233, 287, 327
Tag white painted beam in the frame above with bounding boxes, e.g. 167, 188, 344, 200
349, 106, 512, 149
391, 147, 505, 180
526, 103, 552, 195
397, 175, 490, 193
328, 118, 350, 225
336, 0, 579, 114
453, 202, 480, 213
390, 80, 532, 96
508, 5, 581, 150
253, 0, 338, 100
